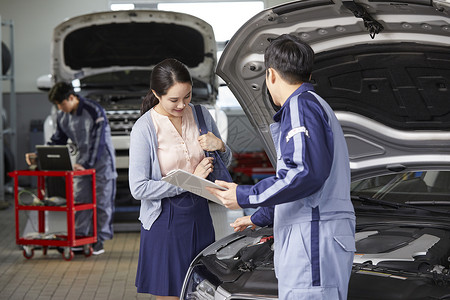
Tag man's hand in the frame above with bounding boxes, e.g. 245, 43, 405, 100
230, 216, 256, 232
25, 153, 37, 166
73, 163, 85, 171
206, 180, 240, 209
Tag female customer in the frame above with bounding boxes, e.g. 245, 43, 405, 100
129, 58, 232, 299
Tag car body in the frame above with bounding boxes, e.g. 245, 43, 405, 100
181, 0, 450, 298
38, 10, 228, 205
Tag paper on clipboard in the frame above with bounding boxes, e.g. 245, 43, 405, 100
161, 169, 227, 205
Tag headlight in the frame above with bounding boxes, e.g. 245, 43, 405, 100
186, 279, 216, 300
182, 265, 218, 300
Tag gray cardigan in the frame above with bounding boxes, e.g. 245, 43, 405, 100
128, 103, 232, 230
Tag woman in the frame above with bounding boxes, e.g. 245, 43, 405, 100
129, 58, 232, 299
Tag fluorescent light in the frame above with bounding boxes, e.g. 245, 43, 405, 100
111, 3, 135, 11
158, 1, 264, 42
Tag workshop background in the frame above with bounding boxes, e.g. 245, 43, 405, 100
0, 0, 285, 175
0, 1, 285, 299
0, 0, 288, 299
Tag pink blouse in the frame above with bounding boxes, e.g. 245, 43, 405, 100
150, 106, 205, 177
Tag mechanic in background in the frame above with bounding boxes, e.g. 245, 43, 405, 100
27, 82, 117, 255
207, 34, 356, 299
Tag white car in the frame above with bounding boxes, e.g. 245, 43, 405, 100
181, 0, 450, 298
38, 10, 228, 206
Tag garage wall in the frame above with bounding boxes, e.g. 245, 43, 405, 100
0, 0, 110, 175
0, 0, 109, 93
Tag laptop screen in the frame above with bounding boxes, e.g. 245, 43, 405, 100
36, 145, 74, 171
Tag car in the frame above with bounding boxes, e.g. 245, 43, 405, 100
37, 10, 228, 207
180, 0, 450, 298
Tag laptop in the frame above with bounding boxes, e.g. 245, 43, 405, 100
36, 145, 74, 171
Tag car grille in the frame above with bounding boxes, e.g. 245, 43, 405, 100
106, 110, 140, 135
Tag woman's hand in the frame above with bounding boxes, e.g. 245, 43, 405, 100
230, 216, 256, 232
193, 157, 214, 179
198, 131, 225, 152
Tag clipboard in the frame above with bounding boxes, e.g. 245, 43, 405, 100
161, 169, 227, 205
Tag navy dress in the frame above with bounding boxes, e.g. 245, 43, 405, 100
135, 192, 215, 296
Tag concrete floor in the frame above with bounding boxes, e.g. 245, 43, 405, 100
0, 191, 243, 300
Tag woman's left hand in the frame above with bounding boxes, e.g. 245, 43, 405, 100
193, 157, 214, 179
198, 131, 225, 152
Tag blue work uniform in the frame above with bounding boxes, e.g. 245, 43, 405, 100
237, 83, 356, 300
49, 96, 117, 243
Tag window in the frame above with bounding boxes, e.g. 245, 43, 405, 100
158, 2, 264, 43
158, 2, 264, 108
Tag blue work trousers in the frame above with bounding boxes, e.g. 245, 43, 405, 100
74, 175, 115, 243
275, 218, 355, 300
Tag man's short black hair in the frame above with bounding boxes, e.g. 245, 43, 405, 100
48, 82, 74, 105
264, 34, 314, 84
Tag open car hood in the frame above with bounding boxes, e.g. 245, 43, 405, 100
217, 0, 450, 178
52, 10, 217, 99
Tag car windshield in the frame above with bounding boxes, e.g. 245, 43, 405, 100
351, 171, 450, 204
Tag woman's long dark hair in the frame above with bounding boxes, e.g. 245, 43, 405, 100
140, 58, 193, 116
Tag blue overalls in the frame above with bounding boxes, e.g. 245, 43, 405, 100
49, 96, 117, 243
237, 83, 356, 300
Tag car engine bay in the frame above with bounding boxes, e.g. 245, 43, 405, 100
190, 224, 450, 299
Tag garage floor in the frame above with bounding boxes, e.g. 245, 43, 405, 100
0, 193, 243, 300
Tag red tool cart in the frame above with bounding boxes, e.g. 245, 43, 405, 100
8, 169, 97, 261
230, 152, 276, 184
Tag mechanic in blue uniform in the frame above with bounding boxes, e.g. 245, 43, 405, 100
47, 82, 117, 255
208, 34, 356, 300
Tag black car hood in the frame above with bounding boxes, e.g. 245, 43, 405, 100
217, 0, 450, 177
52, 10, 217, 102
